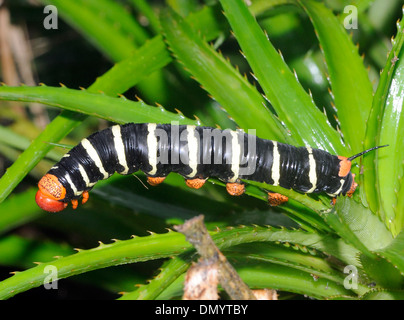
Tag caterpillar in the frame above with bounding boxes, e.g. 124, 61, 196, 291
35, 123, 386, 212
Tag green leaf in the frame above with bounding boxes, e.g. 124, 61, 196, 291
363, 10, 404, 234
227, 243, 369, 296
0, 225, 360, 299
0, 125, 63, 162
245, 180, 332, 233
160, 7, 289, 142
0, 235, 74, 267
219, 0, 345, 154
0, 85, 197, 125
235, 261, 355, 299
360, 289, 404, 300
41, 0, 140, 61
80, 0, 150, 44
186, 4, 230, 41
298, 0, 374, 154
118, 254, 192, 300
376, 230, 404, 277
360, 254, 404, 289
0, 188, 42, 235
377, 47, 404, 234
323, 197, 393, 254
130, 0, 160, 34
167, 0, 199, 17
0, 230, 189, 299
90, 36, 172, 96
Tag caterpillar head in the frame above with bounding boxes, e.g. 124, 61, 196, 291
36, 174, 68, 212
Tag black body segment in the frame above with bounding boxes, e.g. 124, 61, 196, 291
46, 123, 353, 202
242, 137, 274, 185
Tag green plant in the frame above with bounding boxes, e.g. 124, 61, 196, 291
0, 0, 403, 300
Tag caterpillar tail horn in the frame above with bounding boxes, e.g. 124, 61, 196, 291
347, 145, 389, 162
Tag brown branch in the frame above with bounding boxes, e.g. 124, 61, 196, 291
183, 259, 219, 300
175, 215, 256, 300
252, 289, 278, 300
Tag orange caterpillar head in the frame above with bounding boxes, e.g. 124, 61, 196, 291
36, 174, 68, 212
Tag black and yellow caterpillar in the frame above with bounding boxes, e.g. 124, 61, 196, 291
35, 123, 385, 212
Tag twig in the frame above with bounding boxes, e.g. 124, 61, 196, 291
175, 215, 256, 300
183, 259, 219, 300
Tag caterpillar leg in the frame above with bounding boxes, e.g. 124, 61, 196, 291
82, 191, 89, 204
226, 182, 245, 196
346, 174, 358, 197
186, 178, 207, 189
71, 191, 90, 210
267, 192, 288, 206
71, 199, 79, 210
147, 176, 166, 186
